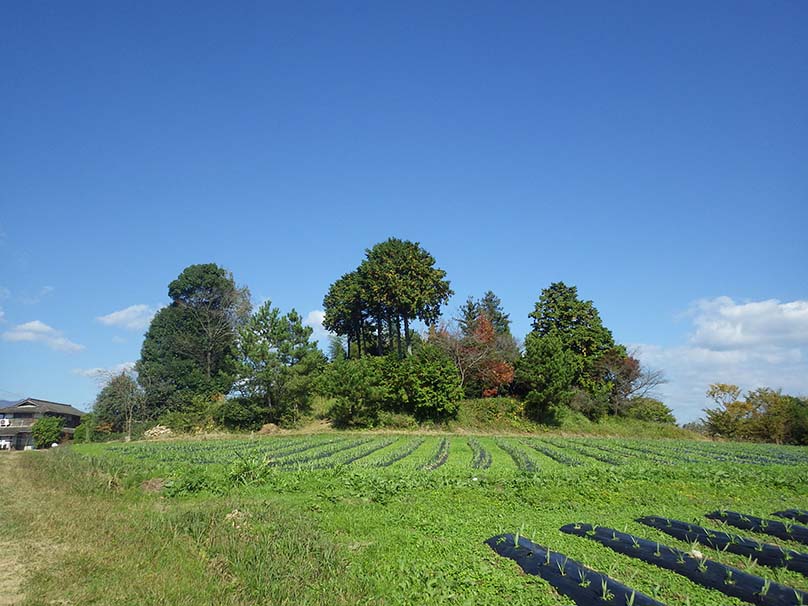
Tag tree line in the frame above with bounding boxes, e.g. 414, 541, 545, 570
80, 237, 700, 440
687, 383, 808, 445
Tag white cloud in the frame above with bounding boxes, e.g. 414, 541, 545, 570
1, 320, 84, 353
633, 296, 808, 423
0, 306, 4, 323
72, 361, 136, 379
96, 304, 156, 331
688, 297, 808, 349
304, 309, 333, 344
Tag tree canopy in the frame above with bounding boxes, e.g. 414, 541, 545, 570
517, 282, 618, 420
137, 263, 250, 415
234, 301, 326, 425
323, 238, 452, 358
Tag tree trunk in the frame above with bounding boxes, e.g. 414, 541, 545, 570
403, 316, 411, 356
396, 317, 402, 359
387, 317, 395, 356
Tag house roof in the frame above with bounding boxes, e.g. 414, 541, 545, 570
0, 398, 85, 417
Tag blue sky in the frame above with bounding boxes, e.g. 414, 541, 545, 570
1, 1, 806, 421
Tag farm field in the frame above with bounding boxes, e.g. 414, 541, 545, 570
7, 434, 808, 605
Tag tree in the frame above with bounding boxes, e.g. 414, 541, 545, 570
94, 370, 144, 440
317, 356, 390, 427
137, 263, 250, 415
703, 384, 808, 444
322, 272, 367, 358
323, 239, 453, 358
517, 282, 617, 420
743, 388, 808, 445
528, 282, 615, 359
458, 291, 512, 337
235, 301, 326, 425
703, 383, 748, 439
32, 416, 63, 448
516, 333, 580, 423
597, 349, 667, 415
431, 315, 515, 398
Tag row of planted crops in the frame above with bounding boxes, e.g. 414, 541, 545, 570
96, 433, 808, 473
79, 434, 808, 605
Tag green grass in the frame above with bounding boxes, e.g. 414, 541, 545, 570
6, 434, 808, 605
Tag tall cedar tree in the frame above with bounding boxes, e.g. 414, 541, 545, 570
137, 264, 251, 416
517, 282, 617, 421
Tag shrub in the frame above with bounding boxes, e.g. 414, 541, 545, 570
624, 397, 676, 424
214, 398, 264, 430
318, 356, 389, 427
389, 344, 464, 421
32, 416, 64, 448
376, 411, 419, 429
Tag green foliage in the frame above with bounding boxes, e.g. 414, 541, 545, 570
375, 411, 419, 429
704, 383, 808, 444
323, 238, 452, 358
214, 398, 264, 430
528, 281, 615, 359
517, 283, 620, 421
318, 344, 463, 426
516, 332, 579, 423
235, 301, 326, 426
390, 343, 464, 420
318, 356, 390, 427
137, 263, 251, 417
73, 413, 97, 444
450, 397, 531, 432
624, 397, 676, 424
31, 415, 64, 448
93, 371, 144, 435
158, 394, 221, 433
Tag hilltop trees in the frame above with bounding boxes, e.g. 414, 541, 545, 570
126, 249, 679, 432
323, 238, 453, 358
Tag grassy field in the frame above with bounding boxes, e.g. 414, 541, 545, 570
3, 433, 807, 605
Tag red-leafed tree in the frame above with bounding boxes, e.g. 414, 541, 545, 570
431, 314, 516, 398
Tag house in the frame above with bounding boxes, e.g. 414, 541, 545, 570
0, 398, 85, 450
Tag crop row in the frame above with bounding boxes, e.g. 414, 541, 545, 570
87, 435, 806, 474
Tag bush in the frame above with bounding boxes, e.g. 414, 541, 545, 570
32, 416, 64, 448
389, 344, 463, 421
624, 397, 676, 424
214, 398, 264, 430
318, 356, 389, 427
376, 411, 419, 429
453, 397, 525, 429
